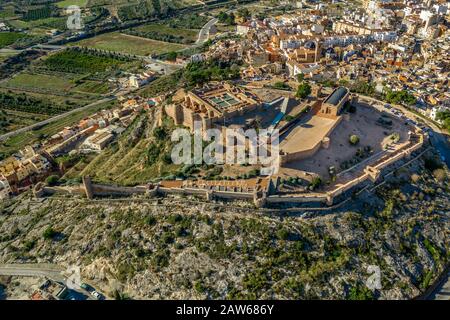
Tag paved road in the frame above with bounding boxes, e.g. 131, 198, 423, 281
32, 44, 65, 51
196, 17, 218, 45
0, 263, 98, 300
0, 48, 23, 54
430, 272, 450, 300
0, 264, 65, 282
0, 97, 115, 142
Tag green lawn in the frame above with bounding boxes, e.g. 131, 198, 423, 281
72, 32, 187, 56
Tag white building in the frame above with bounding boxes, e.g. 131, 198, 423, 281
82, 130, 114, 151
237, 24, 250, 36
0, 22, 10, 31
0, 175, 12, 200
430, 106, 447, 122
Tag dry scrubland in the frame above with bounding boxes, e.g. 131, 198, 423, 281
0, 156, 448, 299
75, 110, 182, 185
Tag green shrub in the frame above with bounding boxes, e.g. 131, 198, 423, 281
43, 226, 56, 240
46, 175, 60, 186
309, 177, 322, 190
276, 228, 290, 240
424, 157, 443, 171
145, 216, 157, 226
348, 284, 375, 300
194, 281, 206, 294
168, 214, 183, 224
23, 239, 36, 251
151, 250, 170, 269
349, 135, 360, 145
296, 82, 311, 99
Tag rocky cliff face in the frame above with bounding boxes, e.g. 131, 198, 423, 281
0, 156, 448, 300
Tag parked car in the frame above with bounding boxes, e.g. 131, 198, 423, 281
91, 291, 103, 300
81, 283, 94, 292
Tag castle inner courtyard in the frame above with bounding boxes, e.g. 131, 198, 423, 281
279, 102, 411, 182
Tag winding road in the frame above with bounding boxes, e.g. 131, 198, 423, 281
0, 264, 65, 282
430, 271, 450, 300
195, 17, 218, 45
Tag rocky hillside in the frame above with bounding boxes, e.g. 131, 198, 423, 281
0, 153, 448, 300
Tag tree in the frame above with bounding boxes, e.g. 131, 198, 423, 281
348, 284, 375, 300
236, 8, 251, 21
166, 51, 178, 61
145, 216, 157, 226
273, 81, 290, 90
217, 12, 235, 25
349, 135, 360, 145
436, 111, 450, 133
296, 73, 304, 82
153, 127, 168, 140
276, 228, 290, 240
46, 175, 59, 186
424, 156, 443, 171
310, 176, 322, 190
43, 226, 56, 240
113, 289, 131, 300
384, 89, 416, 106
296, 82, 311, 99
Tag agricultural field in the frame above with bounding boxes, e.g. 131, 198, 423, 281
42, 48, 126, 74
6, 17, 68, 32
0, 32, 27, 49
121, 13, 210, 45
71, 32, 187, 56
164, 13, 209, 29
0, 6, 16, 19
0, 71, 107, 101
126, 24, 199, 44
4, 72, 75, 92
0, 109, 48, 135
56, 0, 90, 8
1, 48, 137, 98
0, 99, 117, 158
0, 46, 143, 152
72, 80, 111, 94
0, 89, 83, 116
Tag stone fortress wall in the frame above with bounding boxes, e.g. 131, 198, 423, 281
33, 84, 426, 209
34, 126, 424, 209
